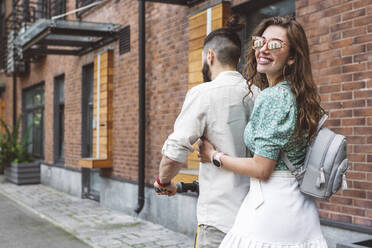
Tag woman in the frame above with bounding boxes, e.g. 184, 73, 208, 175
198, 16, 328, 247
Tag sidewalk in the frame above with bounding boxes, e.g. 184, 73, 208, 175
0, 176, 194, 248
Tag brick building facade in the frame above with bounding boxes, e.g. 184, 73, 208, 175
297, 0, 372, 228
0, 0, 371, 245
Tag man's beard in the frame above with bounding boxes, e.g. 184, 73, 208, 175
202, 62, 211, 82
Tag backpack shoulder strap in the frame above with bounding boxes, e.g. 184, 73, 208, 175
280, 151, 296, 172
280, 152, 304, 181
317, 114, 328, 132
278, 83, 302, 179
281, 114, 328, 181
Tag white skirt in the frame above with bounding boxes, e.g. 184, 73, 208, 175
220, 171, 328, 248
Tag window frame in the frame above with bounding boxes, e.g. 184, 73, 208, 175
81, 63, 94, 158
53, 74, 65, 164
75, 0, 97, 18
51, 0, 67, 19
22, 82, 45, 159
0, 0, 6, 70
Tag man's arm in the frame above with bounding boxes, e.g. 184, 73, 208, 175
154, 155, 183, 196
155, 87, 208, 196
158, 155, 183, 183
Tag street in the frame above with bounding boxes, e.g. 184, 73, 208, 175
0, 193, 91, 248
0, 179, 193, 248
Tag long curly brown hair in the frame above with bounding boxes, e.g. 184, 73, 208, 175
244, 16, 324, 142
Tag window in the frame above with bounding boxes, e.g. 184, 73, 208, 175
0, 84, 5, 131
51, 0, 66, 18
76, 0, 97, 17
22, 84, 45, 158
76, 0, 95, 8
0, 0, 5, 70
81, 63, 94, 158
54, 74, 65, 163
233, 0, 296, 72
35, 0, 49, 19
79, 51, 113, 169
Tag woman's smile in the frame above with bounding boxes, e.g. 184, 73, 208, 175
257, 56, 273, 65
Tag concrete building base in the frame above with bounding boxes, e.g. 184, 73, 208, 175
41, 164, 198, 238
41, 164, 371, 245
41, 164, 82, 197
321, 225, 371, 248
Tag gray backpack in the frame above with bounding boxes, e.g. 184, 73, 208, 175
281, 114, 348, 199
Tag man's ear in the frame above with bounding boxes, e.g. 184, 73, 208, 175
207, 49, 215, 65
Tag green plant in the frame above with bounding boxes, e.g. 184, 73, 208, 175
0, 115, 34, 169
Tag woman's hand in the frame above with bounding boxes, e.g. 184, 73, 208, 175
198, 138, 217, 163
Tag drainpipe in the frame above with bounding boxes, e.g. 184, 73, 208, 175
135, 0, 146, 214
12, 0, 17, 126
12, 74, 16, 126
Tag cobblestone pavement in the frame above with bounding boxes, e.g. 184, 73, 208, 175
0, 177, 194, 248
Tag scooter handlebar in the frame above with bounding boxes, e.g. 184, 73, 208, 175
176, 181, 199, 194
154, 181, 199, 195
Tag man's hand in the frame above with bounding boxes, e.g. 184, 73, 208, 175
154, 155, 182, 197
198, 138, 216, 163
154, 181, 178, 197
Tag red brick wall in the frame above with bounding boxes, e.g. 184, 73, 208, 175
3, 0, 191, 180
297, 0, 372, 227
143, 3, 189, 181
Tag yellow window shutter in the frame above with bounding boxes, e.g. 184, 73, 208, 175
79, 50, 114, 169
92, 50, 114, 161
187, 2, 230, 171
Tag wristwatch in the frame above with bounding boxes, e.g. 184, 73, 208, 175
212, 152, 224, 168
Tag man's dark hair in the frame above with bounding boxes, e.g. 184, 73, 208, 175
203, 15, 244, 67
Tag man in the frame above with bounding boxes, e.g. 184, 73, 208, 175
154, 21, 258, 248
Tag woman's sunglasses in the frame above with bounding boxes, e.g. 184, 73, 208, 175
251, 36, 288, 52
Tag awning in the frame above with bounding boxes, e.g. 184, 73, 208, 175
145, 0, 203, 5
16, 19, 121, 57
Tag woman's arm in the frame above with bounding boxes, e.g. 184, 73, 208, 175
220, 153, 276, 181
199, 138, 276, 181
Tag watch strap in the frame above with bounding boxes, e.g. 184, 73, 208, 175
210, 151, 218, 164
212, 151, 224, 167
215, 152, 224, 163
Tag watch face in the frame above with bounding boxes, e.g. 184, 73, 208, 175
213, 159, 221, 167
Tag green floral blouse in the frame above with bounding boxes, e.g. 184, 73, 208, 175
244, 81, 307, 170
